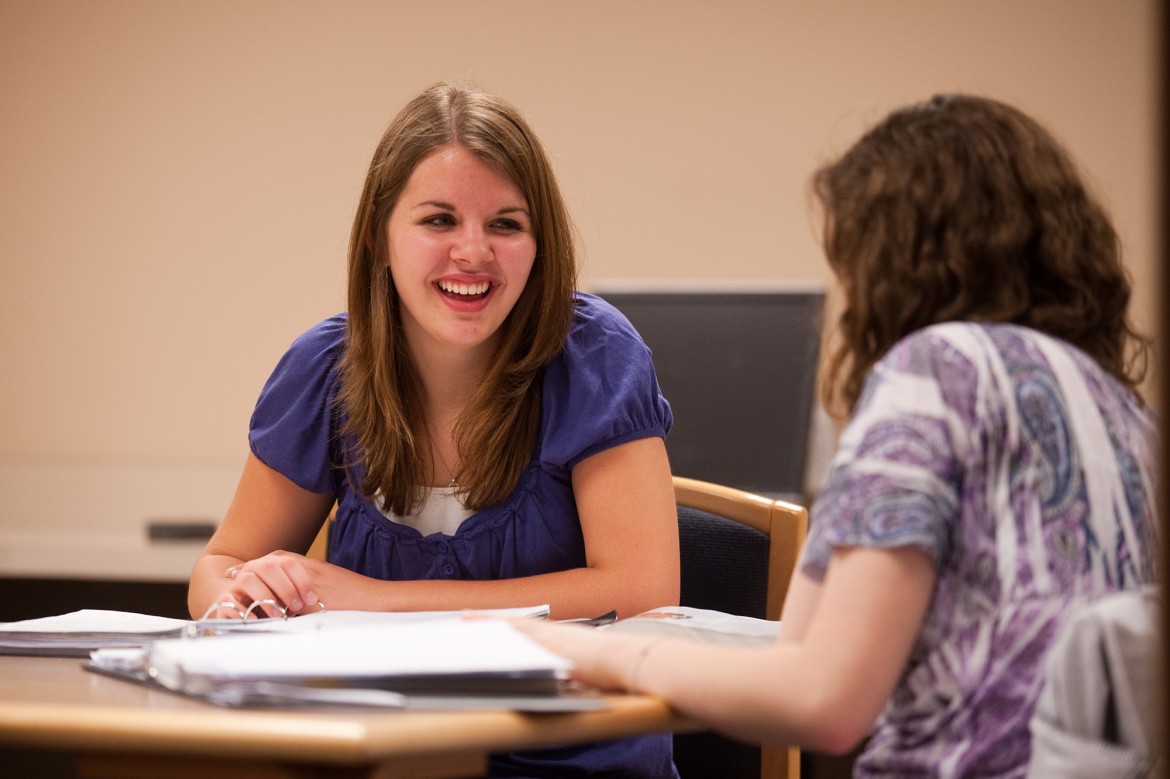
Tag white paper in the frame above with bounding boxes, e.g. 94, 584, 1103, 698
0, 609, 190, 637
147, 619, 572, 693
201, 603, 550, 635
604, 606, 780, 645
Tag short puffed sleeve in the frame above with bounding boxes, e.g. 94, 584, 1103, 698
540, 293, 673, 470
249, 315, 347, 495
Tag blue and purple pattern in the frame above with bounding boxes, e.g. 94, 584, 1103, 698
800, 322, 1157, 777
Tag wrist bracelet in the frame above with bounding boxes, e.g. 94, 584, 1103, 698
629, 638, 667, 692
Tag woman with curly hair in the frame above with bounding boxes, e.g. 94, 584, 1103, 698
526, 95, 1158, 777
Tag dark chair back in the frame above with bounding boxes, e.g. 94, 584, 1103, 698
671, 477, 808, 779
678, 506, 771, 619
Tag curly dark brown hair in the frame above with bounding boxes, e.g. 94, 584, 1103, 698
813, 94, 1150, 417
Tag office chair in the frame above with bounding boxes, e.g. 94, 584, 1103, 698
672, 475, 808, 779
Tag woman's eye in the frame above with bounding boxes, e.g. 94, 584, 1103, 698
492, 219, 524, 232
422, 214, 455, 228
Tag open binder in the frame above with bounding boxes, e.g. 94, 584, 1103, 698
86, 618, 604, 712
1, 605, 613, 712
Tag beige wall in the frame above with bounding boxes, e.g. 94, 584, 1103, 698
0, 2, 1158, 532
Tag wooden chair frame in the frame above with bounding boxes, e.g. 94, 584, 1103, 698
673, 475, 808, 779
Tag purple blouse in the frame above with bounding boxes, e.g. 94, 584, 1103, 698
801, 322, 1158, 777
249, 292, 677, 778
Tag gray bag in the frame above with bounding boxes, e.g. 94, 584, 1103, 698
1026, 587, 1160, 778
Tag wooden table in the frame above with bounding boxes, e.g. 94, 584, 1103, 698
0, 656, 695, 779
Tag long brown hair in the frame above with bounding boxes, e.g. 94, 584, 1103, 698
338, 81, 578, 515
813, 94, 1150, 418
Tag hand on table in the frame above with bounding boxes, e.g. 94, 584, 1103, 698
208, 550, 327, 619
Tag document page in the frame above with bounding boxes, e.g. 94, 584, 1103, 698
146, 618, 572, 695
0, 610, 191, 655
0, 604, 551, 656
604, 606, 780, 645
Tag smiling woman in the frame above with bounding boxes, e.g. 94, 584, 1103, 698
186, 81, 682, 779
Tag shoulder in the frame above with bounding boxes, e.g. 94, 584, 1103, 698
558, 292, 657, 369
567, 292, 644, 343
539, 293, 671, 468
882, 321, 1094, 376
878, 322, 1139, 415
879, 322, 994, 373
249, 314, 350, 493
286, 313, 349, 358
266, 314, 349, 378
556, 292, 654, 369
855, 323, 991, 421
866, 322, 1048, 406
255, 314, 348, 409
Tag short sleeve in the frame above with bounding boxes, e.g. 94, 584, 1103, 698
540, 294, 673, 470
799, 327, 971, 580
249, 315, 348, 495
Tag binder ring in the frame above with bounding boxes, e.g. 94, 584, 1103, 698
243, 599, 289, 621
200, 601, 246, 622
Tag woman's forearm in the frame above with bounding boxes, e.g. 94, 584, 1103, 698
343, 562, 677, 621
190, 548, 676, 622
187, 552, 249, 618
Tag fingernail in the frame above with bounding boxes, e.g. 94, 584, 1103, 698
225, 566, 240, 579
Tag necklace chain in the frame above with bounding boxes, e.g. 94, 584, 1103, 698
432, 442, 458, 489
427, 415, 460, 489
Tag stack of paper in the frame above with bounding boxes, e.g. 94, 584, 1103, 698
87, 618, 600, 712
144, 619, 573, 697
0, 604, 551, 657
0, 610, 191, 656
4, 605, 610, 713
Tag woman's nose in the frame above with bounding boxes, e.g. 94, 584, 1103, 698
451, 227, 491, 265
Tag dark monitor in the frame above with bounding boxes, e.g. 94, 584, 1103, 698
593, 283, 825, 502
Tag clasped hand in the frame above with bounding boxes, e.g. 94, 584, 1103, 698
210, 550, 328, 620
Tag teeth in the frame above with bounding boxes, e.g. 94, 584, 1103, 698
438, 280, 491, 296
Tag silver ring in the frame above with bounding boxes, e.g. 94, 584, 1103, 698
200, 601, 245, 621
243, 599, 289, 621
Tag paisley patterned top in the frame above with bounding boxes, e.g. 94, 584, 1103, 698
800, 322, 1158, 778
